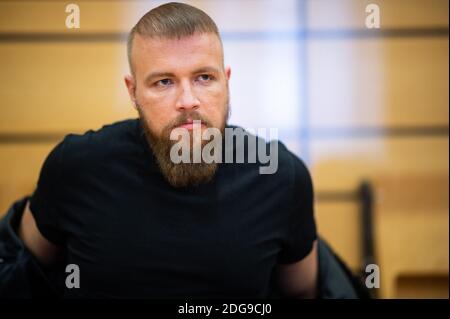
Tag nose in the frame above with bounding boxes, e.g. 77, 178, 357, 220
175, 81, 200, 111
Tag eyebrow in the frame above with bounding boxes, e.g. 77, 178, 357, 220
192, 66, 220, 75
144, 66, 221, 84
144, 72, 174, 84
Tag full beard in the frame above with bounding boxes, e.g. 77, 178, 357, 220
138, 104, 229, 188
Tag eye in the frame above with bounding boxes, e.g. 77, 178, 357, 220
155, 78, 173, 87
196, 74, 214, 83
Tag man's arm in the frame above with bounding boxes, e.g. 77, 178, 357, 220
18, 200, 62, 267
276, 240, 318, 299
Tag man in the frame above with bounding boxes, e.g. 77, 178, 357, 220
18, 2, 318, 298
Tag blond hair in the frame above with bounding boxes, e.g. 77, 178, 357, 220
127, 2, 222, 74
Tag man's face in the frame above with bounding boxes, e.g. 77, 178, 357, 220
126, 32, 230, 139
125, 32, 231, 187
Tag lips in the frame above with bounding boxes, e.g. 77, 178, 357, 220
175, 119, 205, 130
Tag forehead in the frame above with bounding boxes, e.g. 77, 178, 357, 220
132, 33, 223, 77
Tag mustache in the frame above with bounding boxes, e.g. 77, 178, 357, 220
169, 111, 213, 130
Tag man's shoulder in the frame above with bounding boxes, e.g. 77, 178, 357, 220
272, 140, 309, 184
55, 118, 141, 164
226, 124, 308, 180
65, 118, 139, 145
63, 118, 138, 147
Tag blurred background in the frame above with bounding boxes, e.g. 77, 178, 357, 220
0, 0, 448, 298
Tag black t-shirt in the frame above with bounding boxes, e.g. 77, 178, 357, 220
30, 119, 317, 298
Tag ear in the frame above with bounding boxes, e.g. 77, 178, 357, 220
124, 74, 137, 108
225, 66, 231, 81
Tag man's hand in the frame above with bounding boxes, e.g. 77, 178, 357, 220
276, 240, 318, 299
18, 200, 62, 267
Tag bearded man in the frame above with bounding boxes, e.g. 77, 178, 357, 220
18, 2, 318, 299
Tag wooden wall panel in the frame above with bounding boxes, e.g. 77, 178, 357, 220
308, 0, 449, 29
315, 201, 362, 271
311, 136, 449, 192
0, 42, 135, 133
308, 38, 449, 128
0, 0, 304, 34
0, 143, 57, 216
372, 175, 449, 298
